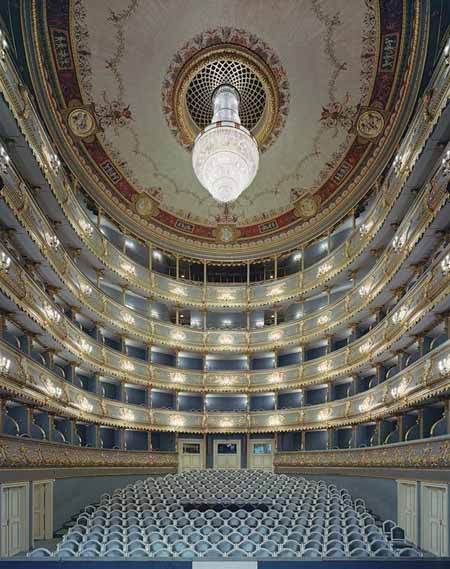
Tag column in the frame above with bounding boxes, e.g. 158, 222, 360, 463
121, 284, 128, 304
300, 431, 305, 451
0, 399, 6, 433
1, 313, 8, 339
327, 428, 333, 450
147, 242, 153, 272
400, 415, 407, 442
351, 425, 357, 448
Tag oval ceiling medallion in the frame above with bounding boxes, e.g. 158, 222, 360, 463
162, 28, 290, 152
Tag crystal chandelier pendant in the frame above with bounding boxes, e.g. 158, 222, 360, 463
192, 85, 259, 203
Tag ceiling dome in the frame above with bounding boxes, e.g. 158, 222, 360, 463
25, 0, 428, 259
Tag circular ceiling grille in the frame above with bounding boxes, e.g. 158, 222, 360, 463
186, 59, 266, 131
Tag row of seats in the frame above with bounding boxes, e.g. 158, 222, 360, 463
29, 470, 422, 559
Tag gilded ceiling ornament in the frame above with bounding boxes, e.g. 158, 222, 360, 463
163, 28, 289, 152
134, 193, 160, 219
65, 102, 98, 140
355, 108, 385, 140
293, 195, 320, 220
215, 224, 239, 244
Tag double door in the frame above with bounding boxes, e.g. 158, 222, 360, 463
1, 483, 28, 557
213, 440, 241, 469
179, 440, 205, 472
421, 483, 448, 556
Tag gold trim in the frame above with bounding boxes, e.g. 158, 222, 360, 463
172, 44, 279, 149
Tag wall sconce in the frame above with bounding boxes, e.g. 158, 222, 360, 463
121, 262, 136, 276
268, 331, 283, 342
392, 305, 409, 324
120, 408, 134, 422
438, 355, 450, 376
317, 262, 332, 278
317, 312, 330, 325
45, 233, 60, 250
318, 361, 331, 373
122, 360, 135, 372
77, 397, 93, 413
43, 304, 61, 324
79, 339, 92, 354
79, 218, 94, 237
79, 281, 92, 296
123, 313, 135, 326
441, 253, 450, 275
0, 356, 11, 374
171, 415, 185, 427
171, 372, 185, 383
0, 252, 11, 273
172, 330, 186, 341
0, 146, 10, 172
358, 282, 372, 297
219, 334, 234, 345
359, 340, 372, 354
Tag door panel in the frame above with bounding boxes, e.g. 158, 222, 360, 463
214, 440, 241, 469
249, 440, 273, 471
397, 481, 417, 544
33, 483, 46, 541
179, 441, 204, 472
421, 483, 448, 556
3, 485, 25, 557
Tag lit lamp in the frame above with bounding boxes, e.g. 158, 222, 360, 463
192, 85, 259, 203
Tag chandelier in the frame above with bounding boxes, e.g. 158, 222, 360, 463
192, 85, 259, 203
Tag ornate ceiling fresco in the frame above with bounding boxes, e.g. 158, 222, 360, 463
23, 0, 428, 258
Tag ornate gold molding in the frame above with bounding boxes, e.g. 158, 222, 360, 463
0, 152, 447, 354
0, 435, 177, 470
2, 24, 447, 304
0, 226, 450, 396
275, 436, 450, 469
1, 330, 450, 432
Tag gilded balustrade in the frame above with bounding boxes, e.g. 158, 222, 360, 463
0, 34, 449, 307
0, 434, 177, 470
0, 148, 448, 353
1, 333, 450, 433
274, 435, 450, 470
1, 230, 450, 398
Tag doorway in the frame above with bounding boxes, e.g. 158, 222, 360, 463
0, 482, 29, 557
248, 439, 273, 471
32, 480, 54, 543
213, 439, 241, 469
179, 439, 205, 472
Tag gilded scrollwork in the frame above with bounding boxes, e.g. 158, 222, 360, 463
275, 435, 450, 470
0, 435, 177, 469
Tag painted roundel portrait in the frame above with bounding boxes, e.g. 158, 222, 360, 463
24, 0, 428, 258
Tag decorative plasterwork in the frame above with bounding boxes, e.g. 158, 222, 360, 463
0, 435, 177, 469
163, 31, 288, 151
0, 140, 447, 355
1, 331, 450, 432
274, 436, 450, 469
0, 220, 450, 395
23, 0, 428, 257
3, 18, 450, 298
